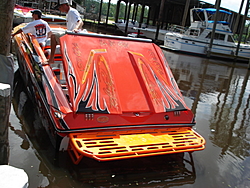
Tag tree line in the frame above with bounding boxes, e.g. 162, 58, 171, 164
74, 0, 149, 21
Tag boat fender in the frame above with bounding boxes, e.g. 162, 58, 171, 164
59, 136, 69, 151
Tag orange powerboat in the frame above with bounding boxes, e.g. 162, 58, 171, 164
13, 24, 205, 165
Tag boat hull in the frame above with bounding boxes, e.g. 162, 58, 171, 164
133, 27, 167, 41
162, 33, 250, 62
14, 42, 62, 149
13, 4, 66, 26
13, 16, 33, 25
13, 25, 205, 164
114, 20, 147, 35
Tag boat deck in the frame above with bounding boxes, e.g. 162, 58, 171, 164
68, 127, 205, 164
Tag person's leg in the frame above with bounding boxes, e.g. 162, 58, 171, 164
48, 33, 57, 64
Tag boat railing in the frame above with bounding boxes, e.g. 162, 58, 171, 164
168, 25, 187, 34
186, 28, 201, 37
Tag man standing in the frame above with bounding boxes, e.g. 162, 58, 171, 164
48, 0, 83, 64
12, 9, 52, 44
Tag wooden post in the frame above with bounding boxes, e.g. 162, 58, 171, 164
114, 0, 121, 23
248, 58, 250, 70
235, 0, 249, 57
207, 0, 221, 57
137, 0, 145, 38
124, 1, 128, 23
105, 0, 111, 26
98, 0, 103, 25
125, 1, 132, 35
0, 0, 15, 56
181, 0, 191, 26
0, 0, 15, 164
233, 0, 244, 34
0, 83, 11, 165
155, 0, 165, 41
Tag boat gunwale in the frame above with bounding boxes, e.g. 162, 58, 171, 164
164, 34, 239, 49
66, 31, 153, 42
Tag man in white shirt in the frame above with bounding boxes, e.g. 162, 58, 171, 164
48, 0, 83, 64
12, 9, 52, 44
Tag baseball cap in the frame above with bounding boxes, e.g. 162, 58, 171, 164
31, 9, 42, 16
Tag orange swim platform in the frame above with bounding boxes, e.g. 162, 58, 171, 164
68, 127, 205, 164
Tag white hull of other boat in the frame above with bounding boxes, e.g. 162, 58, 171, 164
14, 13, 33, 25
14, 12, 66, 25
163, 33, 250, 59
114, 19, 148, 35
132, 24, 186, 42
14, 4, 66, 26
114, 19, 140, 33
132, 27, 167, 41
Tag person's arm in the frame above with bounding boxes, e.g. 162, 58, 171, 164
73, 19, 83, 33
47, 31, 52, 38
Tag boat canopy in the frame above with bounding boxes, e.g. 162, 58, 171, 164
208, 20, 229, 25
194, 8, 232, 15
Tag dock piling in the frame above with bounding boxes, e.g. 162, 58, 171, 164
0, 83, 11, 165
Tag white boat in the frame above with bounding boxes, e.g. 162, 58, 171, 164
13, 4, 66, 26
13, 4, 34, 25
132, 23, 186, 42
161, 8, 250, 61
132, 26, 169, 41
115, 19, 164, 40
114, 19, 147, 34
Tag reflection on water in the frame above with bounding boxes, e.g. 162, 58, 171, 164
163, 51, 250, 158
163, 51, 250, 187
67, 153, 196, 187
10, 50, 250, 187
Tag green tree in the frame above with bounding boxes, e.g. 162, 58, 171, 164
81, 0, 148, 22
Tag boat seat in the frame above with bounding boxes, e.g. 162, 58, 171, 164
51, 61, 66, 85
42, 38, 66, 87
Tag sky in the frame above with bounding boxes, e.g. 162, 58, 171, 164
202, 0, 246, 13
102, 0, 247, 13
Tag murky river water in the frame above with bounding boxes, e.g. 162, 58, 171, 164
9, 49, 250, 187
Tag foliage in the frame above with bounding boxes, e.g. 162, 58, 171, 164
75, 0, 148, 21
